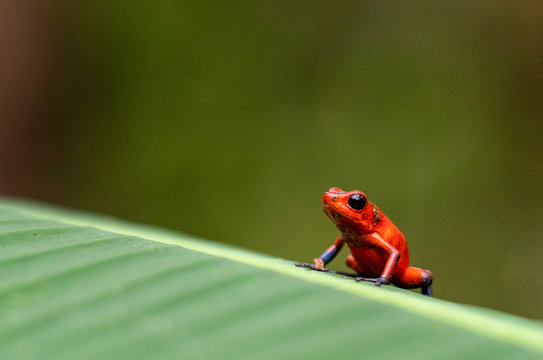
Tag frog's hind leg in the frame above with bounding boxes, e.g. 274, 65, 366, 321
394, 266, 433, 297
345, 254, 364, 274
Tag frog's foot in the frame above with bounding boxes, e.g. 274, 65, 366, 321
295, 263, 360, 278
355, 276, 391, 286
422, 285, 433, 297
295, 262, 330, 272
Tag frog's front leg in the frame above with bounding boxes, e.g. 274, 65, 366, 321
369, 232, 400, 285
295, 262, 329, 272
295, 235, 344, 272
348, 233, 400, 286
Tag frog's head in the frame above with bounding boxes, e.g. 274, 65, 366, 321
322, 187, 378, 232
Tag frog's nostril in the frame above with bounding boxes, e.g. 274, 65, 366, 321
332, 196, 337, 201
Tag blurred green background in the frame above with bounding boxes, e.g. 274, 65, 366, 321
1, 2, 542, 319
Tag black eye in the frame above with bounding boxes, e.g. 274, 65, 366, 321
348, 194, 366, 210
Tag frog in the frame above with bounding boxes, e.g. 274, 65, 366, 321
296, 187, 433, 296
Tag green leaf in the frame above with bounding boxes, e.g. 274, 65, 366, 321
1, 198, 542, 360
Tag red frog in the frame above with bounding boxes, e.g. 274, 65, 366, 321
297, 187, 433, 296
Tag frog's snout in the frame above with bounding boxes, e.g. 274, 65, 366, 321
323, 187, 344, 205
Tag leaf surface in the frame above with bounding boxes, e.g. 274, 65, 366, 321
1, 199, 542, 359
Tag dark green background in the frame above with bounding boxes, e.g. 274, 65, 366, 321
2, 2, 542, 319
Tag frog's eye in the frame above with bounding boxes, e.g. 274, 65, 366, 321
348, 194, 366, 210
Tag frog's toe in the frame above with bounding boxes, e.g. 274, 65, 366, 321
295, 262, 315, 270
377, 277, 391, 286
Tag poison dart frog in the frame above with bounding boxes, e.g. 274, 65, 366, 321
296, 187, 433, 296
